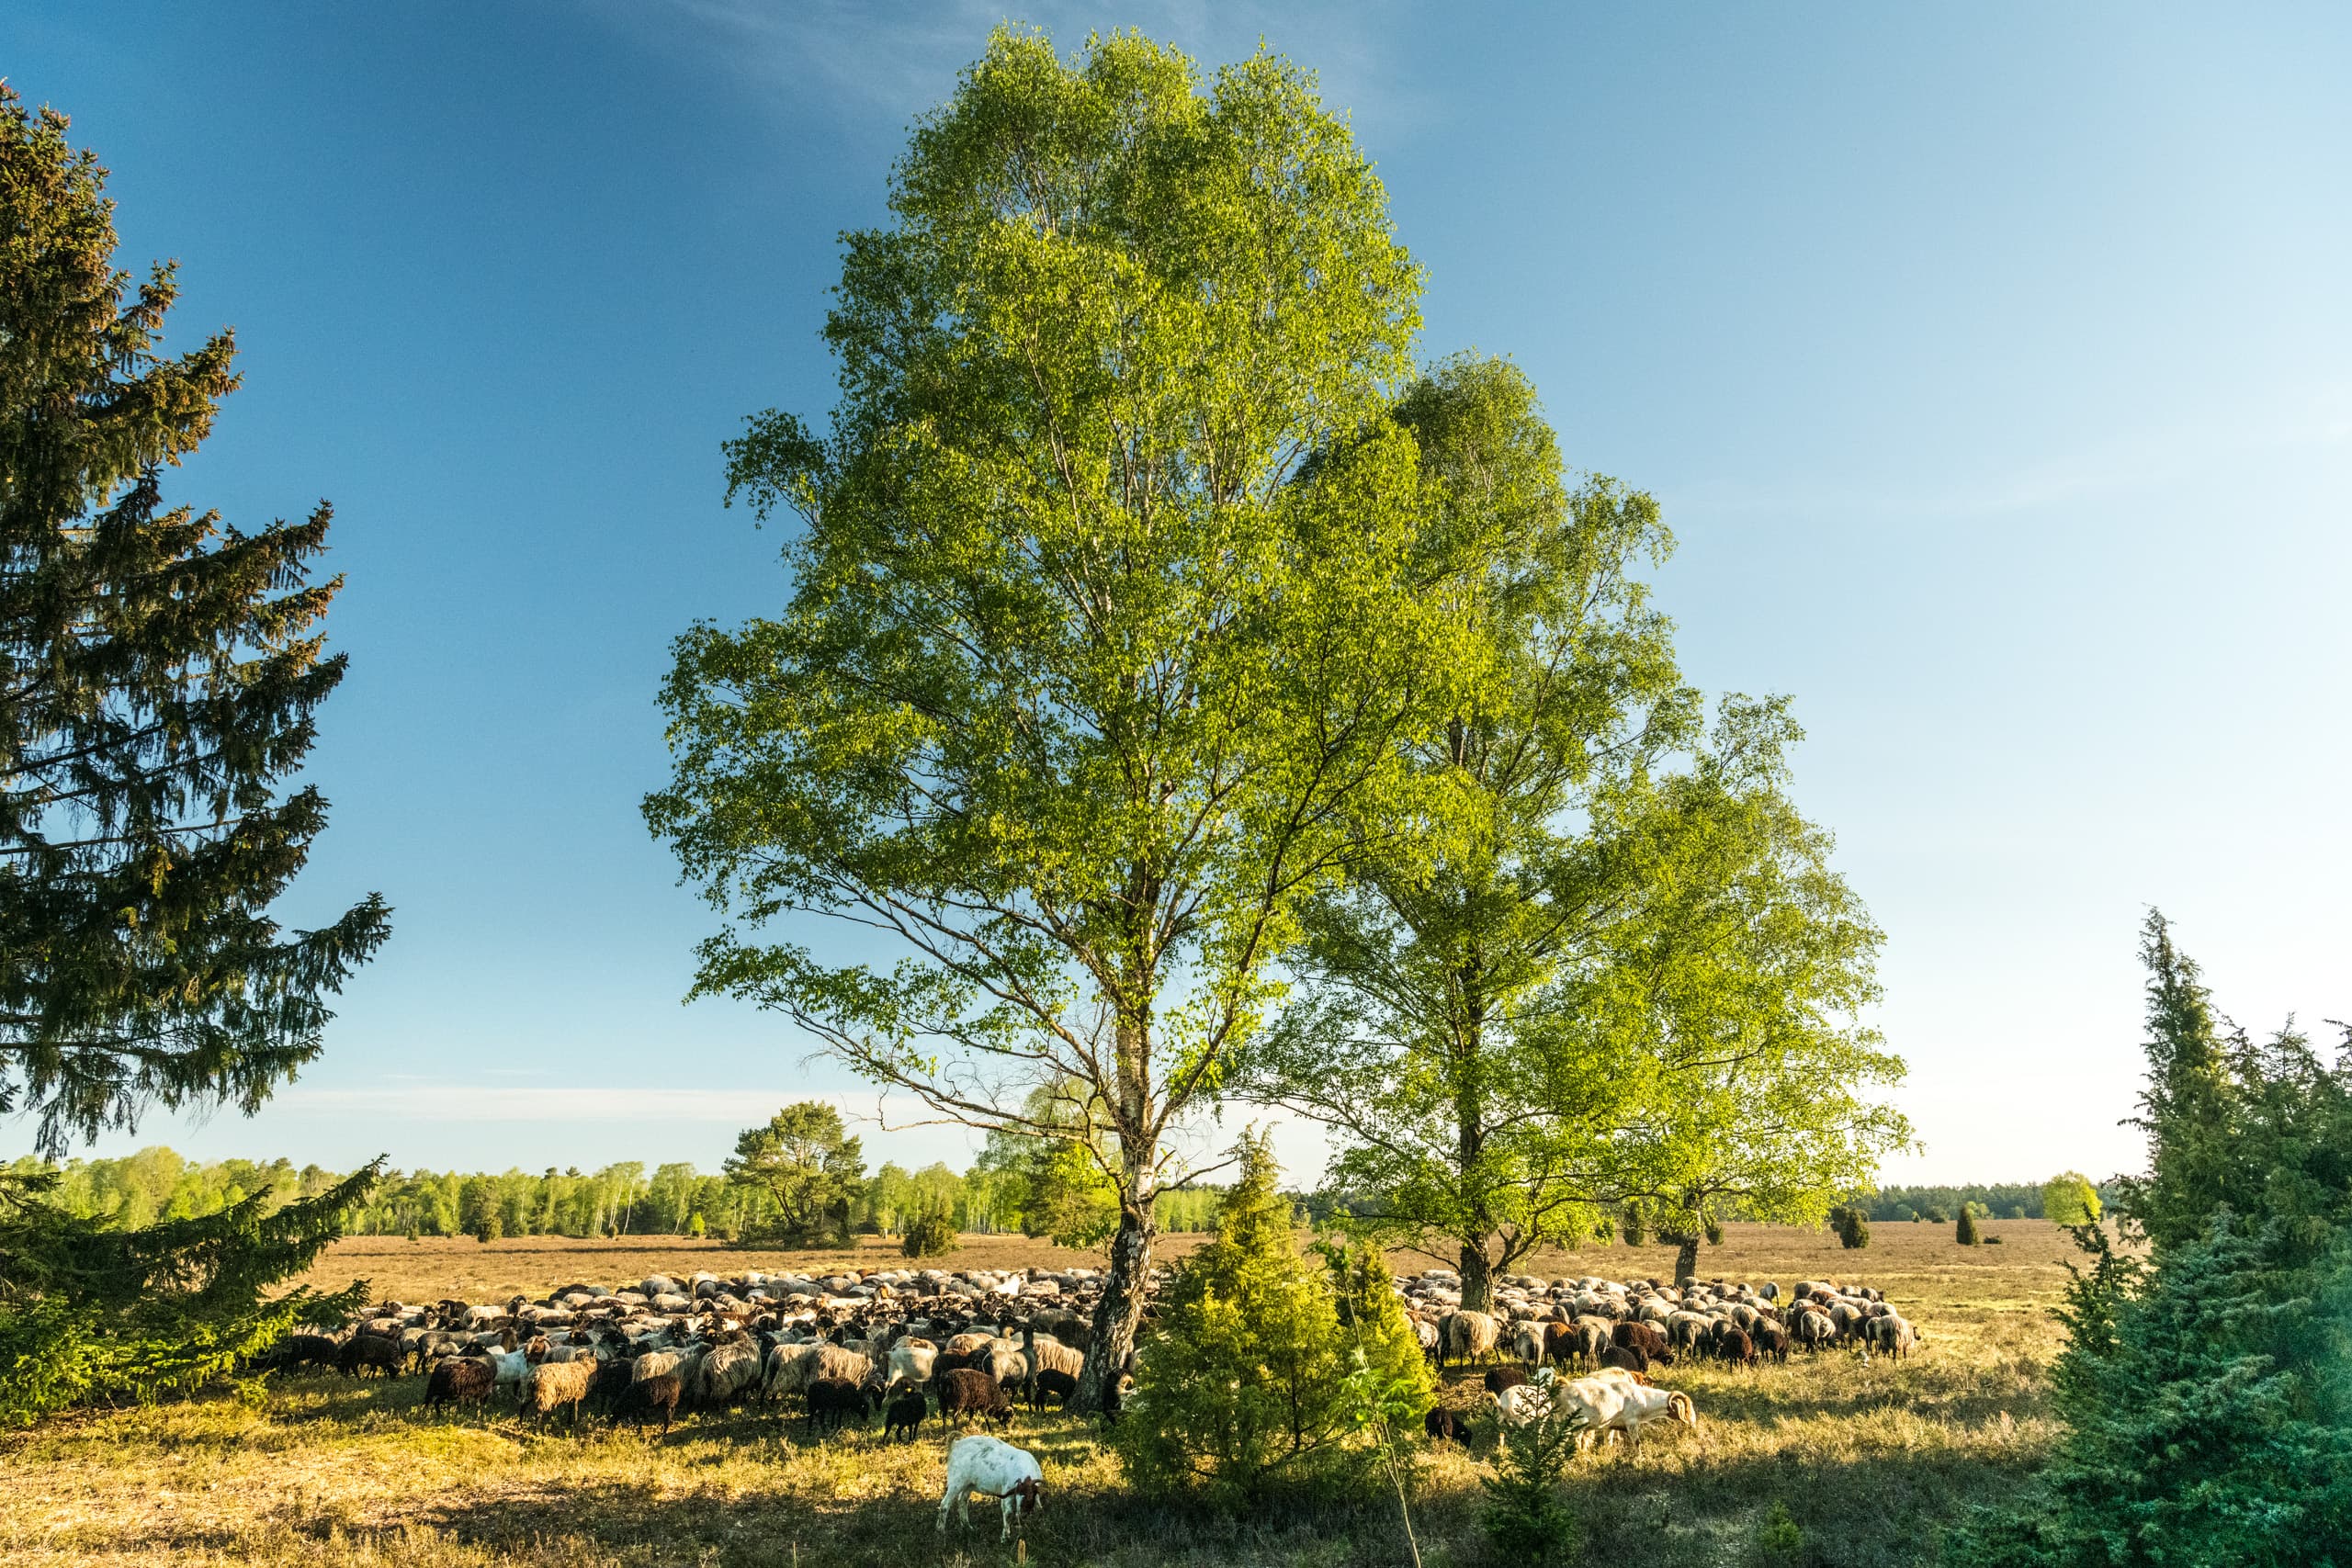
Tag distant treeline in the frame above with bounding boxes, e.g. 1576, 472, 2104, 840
1860, 1182, 2121, 1224
3, 1147, 1224, 1243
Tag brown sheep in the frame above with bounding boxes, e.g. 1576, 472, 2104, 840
1599, 1343, 1650, 1375
1484, 1365, 1531, 1395
885, 1387, 928, 1442
618, 1371, 683, 1435
1424, 1407, 1473, 1444
1613, 1319, 1674, 1364
805, 1376, 876, 1435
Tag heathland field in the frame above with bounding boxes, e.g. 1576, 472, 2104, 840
5, 1222, 2086, 1568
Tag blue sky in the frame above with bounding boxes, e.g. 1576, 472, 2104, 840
6, 3, 2346, 1185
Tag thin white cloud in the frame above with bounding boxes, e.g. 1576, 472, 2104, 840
276, 1084, 900, 1125
1682, 381, 2352, 521
596, 0, 1431, 139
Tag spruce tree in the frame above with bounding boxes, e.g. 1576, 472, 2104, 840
0, 1160, 379, 1425
0, 88, 389, 1155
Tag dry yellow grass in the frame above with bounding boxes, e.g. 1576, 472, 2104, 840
6, 1221, 2077, 1567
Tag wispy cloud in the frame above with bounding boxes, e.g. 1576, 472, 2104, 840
277, 1084, 907, 1126
596, 0, 1432, 139
1679, 382, 2352, 522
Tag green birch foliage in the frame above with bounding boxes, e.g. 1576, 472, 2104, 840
1118, 1132, 1410, 1505
1238, 357, 1906, 1300
0, 1161, 378, 1426
0, 88, 390, 1156
646, 27, 1472, 1404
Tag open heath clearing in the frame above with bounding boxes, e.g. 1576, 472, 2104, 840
5, 1222, 2083, 1568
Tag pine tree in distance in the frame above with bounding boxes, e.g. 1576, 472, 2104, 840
0, 87, 389, 1154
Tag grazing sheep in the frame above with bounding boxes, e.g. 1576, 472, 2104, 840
695, 1337, 763, 1408
1019, 1326, 1084, 1402
274, 1332, 343, 1372
618, 1371, 684, 1435
1510, 1322, 1548, 1366
806, 1376, 876, 1435
588, 1358, 637, 1415
339, 1332, 407, 1380
1599, 1343, 1650, 1375
937, 1434, 1045, 1542
1751, 1321, 1791, 1364
1612, 1320, 1673, 1365
1442, 1310, 1501, 1366
523, 1359, 596, 1432
885, 1388, 928, 1442
1490, 1382, 1554, 1427
1028, 1368, 1077, 1412
1484, 1365, 1531, 1395
1711, 1326, 1757, 1368
1793, 1309, 1836, 1354
424, 1355, 496, 1416
1423, 1407, 1473, 1445
1861, 1314, 1917, 1362
887, 1338, 937, 1389
935, 1367, 1015, 1429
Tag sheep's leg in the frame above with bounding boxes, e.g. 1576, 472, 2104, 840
936, 1489, 954, 1534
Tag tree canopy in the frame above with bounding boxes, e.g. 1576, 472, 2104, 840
1236, 356, 1907, 1298
721, 1101, 867, 1246
649, 27, 1470, 1407
0, 85, 388, 1156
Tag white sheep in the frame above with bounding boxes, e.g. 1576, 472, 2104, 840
937, 1434, 1045, 1541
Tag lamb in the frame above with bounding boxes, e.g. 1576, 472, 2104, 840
1028, 1368, 1078, 1412
617, 1371, 684, 1435
934, 1367, 1015, 1429
424, 1355, 496, 1416
1423, 1407, 1473, 1444
937, 1434, 1045, 1542
1019, 1326, 1084, 1400
522, 1359, 596, 1432
885, 1388, 929, 1442
1442, 1309, 1501, 1366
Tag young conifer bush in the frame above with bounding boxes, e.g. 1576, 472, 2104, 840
1956, 1205, 1981, 1246
1116, 1133, 1426, 1506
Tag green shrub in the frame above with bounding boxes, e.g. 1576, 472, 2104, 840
1831, 1204, 1871, 1249
1479, 1383, 1581, 1563
2040, 1171, 2101, 1228
900, 1209, 957, 1258
1956, 1206, 1980, 1246
1116, 1133, 1425, 1506
1756, 1498, 1804, 1563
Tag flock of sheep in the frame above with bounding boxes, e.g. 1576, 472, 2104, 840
262, 1259, 1919, 1539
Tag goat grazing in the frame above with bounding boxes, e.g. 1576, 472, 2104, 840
937, 1434, 1045, 1542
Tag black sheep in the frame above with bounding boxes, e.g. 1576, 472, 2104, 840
1483, 1365, 1530, 1395
339, 1332, 407, 1380
1423, 1407, 1473, 1445
618, 1371, 684, 1435
1028, 1368, 1078, 1412
885, 1388, 927, 1442
424, 1355, 495, 1416
1712, 1326, 1758, 1368
935, 1366, 1014, 1429
587, 1358, 637, 1416
273, 1332, 343, 1373
805, 1376, 875, 1435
